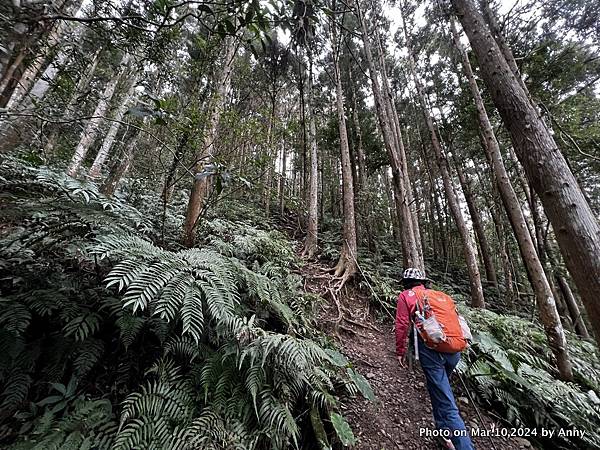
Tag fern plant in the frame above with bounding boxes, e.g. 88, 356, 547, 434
457, 306, 600, 449
1, 160, 371, 449
7, 397, 118, 450
91, 233, 365, 449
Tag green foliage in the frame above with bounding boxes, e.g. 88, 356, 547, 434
346, 369, 376, 402
0, 159, 369, 449
89, 229, 363, 448
457, 306, 600, 449
329, 412, 356, 447
9, 398, 117, 450
354, 245, 600, 449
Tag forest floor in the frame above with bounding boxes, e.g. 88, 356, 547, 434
298, 255, 536, 450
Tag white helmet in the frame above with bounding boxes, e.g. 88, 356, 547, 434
402, 268, 427, 281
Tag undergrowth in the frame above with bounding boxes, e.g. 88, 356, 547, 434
355, 246, 600, 450
0, 157, 369, 449
457, 306, 600, 449
2, 156, 598, 450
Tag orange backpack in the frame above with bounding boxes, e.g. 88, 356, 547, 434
411, 289, 468, 353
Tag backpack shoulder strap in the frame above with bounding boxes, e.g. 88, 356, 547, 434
410, 288, 427, 317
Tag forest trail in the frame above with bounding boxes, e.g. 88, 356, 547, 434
299, 255, 534, 450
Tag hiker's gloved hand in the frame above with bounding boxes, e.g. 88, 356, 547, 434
397, 355, 407, 368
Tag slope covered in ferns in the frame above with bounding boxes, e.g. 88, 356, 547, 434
0, 157, 371, 449
1, 158, 599, 449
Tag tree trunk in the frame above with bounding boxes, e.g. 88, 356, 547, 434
88, 80, 138, 179
66, 53, 131, 176
347, 118, 361, 241
279, 139, 287, 215
449, 15, 573, 378
382, 168, 400, 241
0, 51, 26, 105
318, 158, 325, 224
100, 132, 139, 197
44, 48, 101, 154
330, 8, 357, 282
2, 41, 45, 110
0, 0, 78, 104
402, 15, 485, 308
505, 145, 540, 250
452, 0, 600, 348
14, 18, 85, 113
296, 45, 308, 206
263, 99, 277, 217
479, 0, 527, 93
303, 53, 319, 258
373, 22, 425, 270
162, 132, 190, 203
3, 2, 82, 112
418, 130, 448, 263
349, 69, 367, 192
356, 0, 422, 271
453, 155, 498, 287
182, 38, 236, 247
528, 186, 574, 331
556, 276, 590, 339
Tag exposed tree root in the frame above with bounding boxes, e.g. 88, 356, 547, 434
300, 242, 316, 259
334, 271, 353, 293
326, 287, 344, 325
308, 273, 339, 280
332, 251, 357, 293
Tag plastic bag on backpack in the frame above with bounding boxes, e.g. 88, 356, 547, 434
458, 315, 472, 341
421, 315, 446, 343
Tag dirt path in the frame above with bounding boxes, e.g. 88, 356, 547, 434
300, 258, 534, 450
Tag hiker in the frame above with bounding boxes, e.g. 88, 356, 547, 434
395, 268, 474, 450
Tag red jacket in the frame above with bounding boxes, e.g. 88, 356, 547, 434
395, 284, 426, 357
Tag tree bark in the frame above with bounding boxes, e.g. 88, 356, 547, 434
2, 1, 83, 112
1, 0, 77, 102
356, 0, 422, 271
263, 99, 277, 217
161, 132, 190, 203
11, 18, 85, 114
382, 168, 401, 242
182, 37, 236, 247
449, 14, 573, 378
279, 139, 287, 215
100, 132, 139, 197
331, 8, 357, 283
373, 21, 425, 270
44, 48, 101, 154
0, 50, 26, 105
349, 68, 367, 192
88, 80, 138, 179
479, 0, 527, 93
453, 155, 497, 286
303, 53, 319, 258
452, 0, 600, 347
418, 129, 448, 263
66, 53, 131, 176
528, 186, 574, 331
556, 276, 590, 339
402, 14, 485, 308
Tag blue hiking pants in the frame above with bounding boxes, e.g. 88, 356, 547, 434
418, 337, 474, 450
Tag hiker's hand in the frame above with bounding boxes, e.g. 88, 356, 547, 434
397, 355, 407, 368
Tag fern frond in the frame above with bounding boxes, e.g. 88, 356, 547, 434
72, 339, 104, 378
